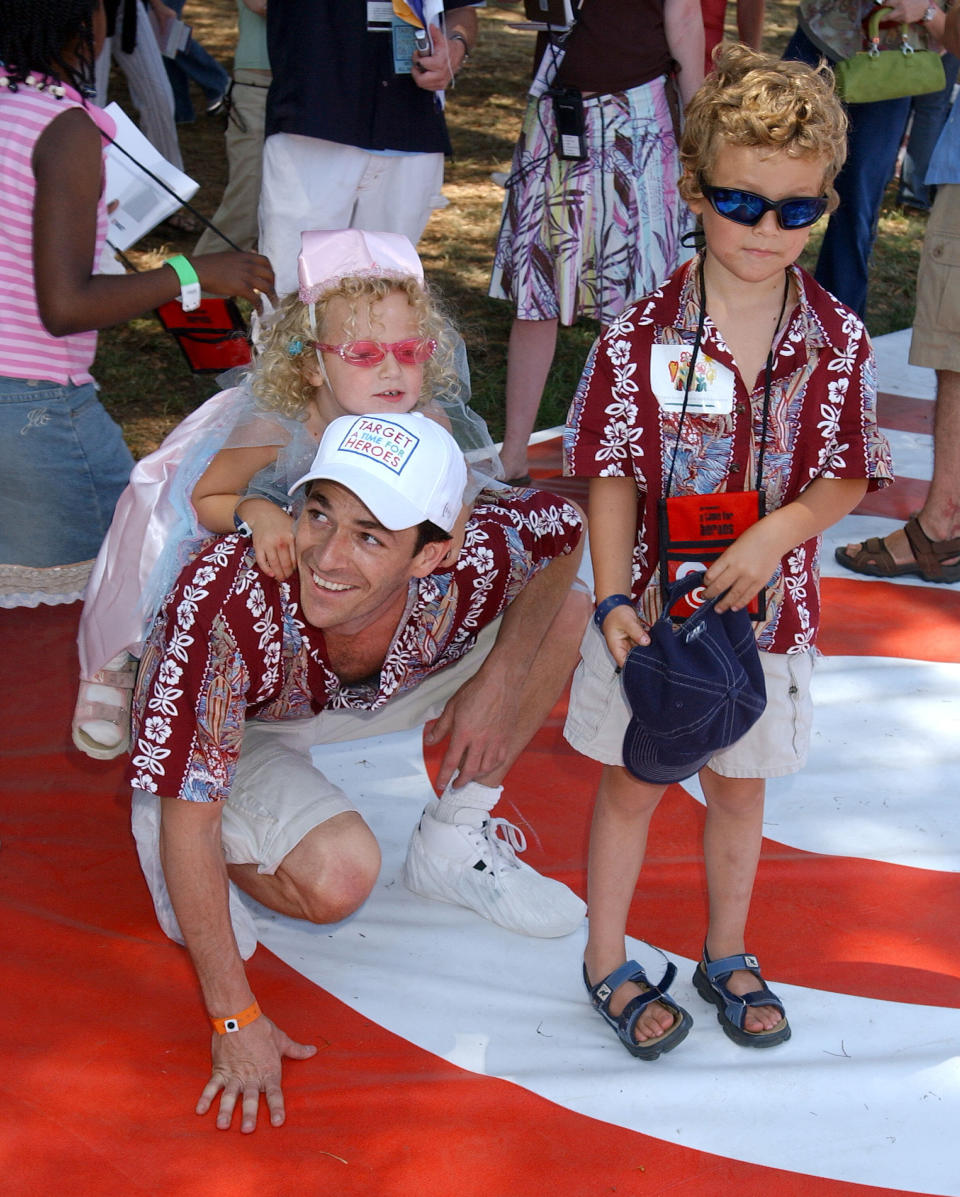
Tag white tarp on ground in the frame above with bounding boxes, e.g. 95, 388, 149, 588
252, 652, 960, 1197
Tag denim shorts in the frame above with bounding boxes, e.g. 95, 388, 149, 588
0, 376, 134, 566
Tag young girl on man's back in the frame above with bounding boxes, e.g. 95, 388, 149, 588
565, 45, 893, 1058
74, 228, 495, 759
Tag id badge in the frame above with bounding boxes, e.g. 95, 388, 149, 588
367, 2, 394, 31
391, 16, 420, 73
658, 491, 767, 620
650, 344, 735, 415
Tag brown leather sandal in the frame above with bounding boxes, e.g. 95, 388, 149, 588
835, 516, 960, 583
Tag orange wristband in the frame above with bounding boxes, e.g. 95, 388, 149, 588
210, 999, 261, 1035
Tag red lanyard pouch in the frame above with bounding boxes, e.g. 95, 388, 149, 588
658, 259, 787, 623
657, 489, 766, 620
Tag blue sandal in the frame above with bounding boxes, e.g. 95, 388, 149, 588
583, 959, 693, 1060
692, 948, 791, 1048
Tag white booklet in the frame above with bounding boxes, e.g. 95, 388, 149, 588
103, 102, 199, 251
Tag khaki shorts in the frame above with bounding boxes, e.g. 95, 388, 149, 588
563, 620, 814, 781
910, 183, 960, 372
221, 619, 500, 872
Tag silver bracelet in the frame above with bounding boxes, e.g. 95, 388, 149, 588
448, 31, 471, 61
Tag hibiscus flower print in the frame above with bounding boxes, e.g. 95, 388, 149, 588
158, 660, 183, 686
144, 715, 172, 744
246, 584, 267, 619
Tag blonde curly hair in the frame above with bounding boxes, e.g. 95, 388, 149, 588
251, 274, 463, 419
679, 43, 848, 213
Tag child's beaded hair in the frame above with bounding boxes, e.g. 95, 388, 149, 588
679, 43, 848, 212
252, 273, 463, 419
0, 0, 99, 92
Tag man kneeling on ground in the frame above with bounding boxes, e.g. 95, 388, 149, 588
127, 412, 589, 1131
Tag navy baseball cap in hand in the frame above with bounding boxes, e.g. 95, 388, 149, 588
621, 572, 767, 784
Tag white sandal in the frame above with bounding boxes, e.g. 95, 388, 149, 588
71, 655, 137, 760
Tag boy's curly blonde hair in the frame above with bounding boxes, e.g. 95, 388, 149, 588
679, 43, 848, 213
252, 273, 462, 419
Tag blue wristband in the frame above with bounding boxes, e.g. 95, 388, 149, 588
593, 593, 633, 628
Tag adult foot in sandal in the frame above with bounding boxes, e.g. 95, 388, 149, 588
583, 957, 693, 1059
836, 515, 960, 583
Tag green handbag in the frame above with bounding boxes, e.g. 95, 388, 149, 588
833, 6, 946, 103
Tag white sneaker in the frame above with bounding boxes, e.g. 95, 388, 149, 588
402, 800, 586, 938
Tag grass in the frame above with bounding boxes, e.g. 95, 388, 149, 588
97, 0, 930, 458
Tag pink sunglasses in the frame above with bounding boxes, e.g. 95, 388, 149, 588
312, 337, 437, 367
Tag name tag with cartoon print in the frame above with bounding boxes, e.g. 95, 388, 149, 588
650, 344, 735, 415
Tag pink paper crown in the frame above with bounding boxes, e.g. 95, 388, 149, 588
297, 229, 425, 305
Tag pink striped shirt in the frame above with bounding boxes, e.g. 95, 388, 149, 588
0, 77, 114, 386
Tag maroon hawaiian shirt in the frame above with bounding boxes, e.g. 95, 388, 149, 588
128, 490, 583, 802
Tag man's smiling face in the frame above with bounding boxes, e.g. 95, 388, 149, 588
294, 481, 441, 635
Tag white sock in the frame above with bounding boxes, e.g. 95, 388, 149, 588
433, 777, 504, 827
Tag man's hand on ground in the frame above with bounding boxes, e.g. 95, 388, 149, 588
197, 1015, 317, 1133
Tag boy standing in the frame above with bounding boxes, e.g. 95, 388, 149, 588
564, 46, 893, 1058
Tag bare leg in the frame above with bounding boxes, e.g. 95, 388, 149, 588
228, 811, 381, 924
920, 368, 960, 540
582, 765, 678, 1043
699, 766, 781, 1033
500, 317, 559, 481
843, 367, 960, 564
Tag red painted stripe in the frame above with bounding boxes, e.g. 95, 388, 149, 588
819, 576, 960, 661
876, 391, 934, 435
855, 476, 930, 520
482, 695, 960, 1011
1, 602, 923, 1196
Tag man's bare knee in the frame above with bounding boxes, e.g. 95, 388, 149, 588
279, 812, 381, 924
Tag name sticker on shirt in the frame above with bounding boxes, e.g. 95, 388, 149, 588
649, 344, 735, 415
338, 416, 419, 474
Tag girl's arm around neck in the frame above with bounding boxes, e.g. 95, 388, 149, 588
193, 444, 297, 580
32, 108, 275, 337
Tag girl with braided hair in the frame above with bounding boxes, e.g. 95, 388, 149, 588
0, 0, 274, 608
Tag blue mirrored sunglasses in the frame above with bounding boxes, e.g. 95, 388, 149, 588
699, 179, 828, 230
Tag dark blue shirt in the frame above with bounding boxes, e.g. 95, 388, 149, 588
265, 1, 479, 154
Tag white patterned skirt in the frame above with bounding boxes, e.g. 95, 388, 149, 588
489, 75, 692, 326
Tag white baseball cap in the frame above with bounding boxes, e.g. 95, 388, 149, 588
288, 413, 467, 534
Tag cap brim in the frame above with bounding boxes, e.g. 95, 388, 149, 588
622, 718, 716, 785
288, 463, 428, 531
